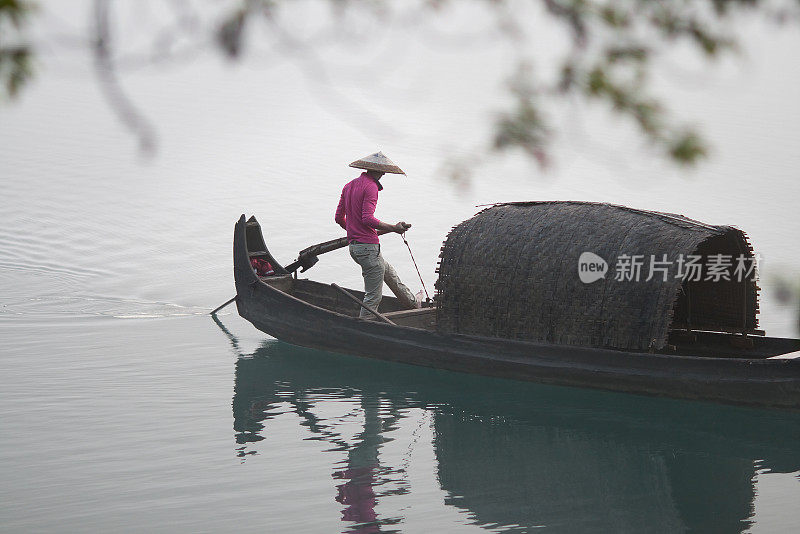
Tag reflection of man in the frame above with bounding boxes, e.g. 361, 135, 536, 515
333, 465, 380, 533
335, 151, 418, 318
332, 393, 388, 534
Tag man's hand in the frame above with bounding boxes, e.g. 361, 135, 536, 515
394, 221, 411, 233
376, 220, 412, 234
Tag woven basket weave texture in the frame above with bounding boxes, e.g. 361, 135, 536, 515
434, 202, 758, 351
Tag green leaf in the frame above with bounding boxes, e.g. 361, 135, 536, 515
669, 131, 708, 165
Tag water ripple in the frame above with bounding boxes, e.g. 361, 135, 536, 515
0, 294, 209, 321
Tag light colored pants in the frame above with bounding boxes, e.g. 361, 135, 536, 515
349, 243, 417, 318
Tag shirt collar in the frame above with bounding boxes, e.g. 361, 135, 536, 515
362, 171, 383, 191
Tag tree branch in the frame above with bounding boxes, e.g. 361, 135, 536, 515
92, 0, 156, 154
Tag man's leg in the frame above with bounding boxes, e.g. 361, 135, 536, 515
349, 244, 385, 318
382, 258, 418, 309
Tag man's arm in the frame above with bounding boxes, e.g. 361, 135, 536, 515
376, 220, 412, 233
361, 187, 411, 233
360, 187, 381, 229
334, 188, 347, 230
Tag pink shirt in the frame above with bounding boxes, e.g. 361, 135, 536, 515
335, 172, 384, 244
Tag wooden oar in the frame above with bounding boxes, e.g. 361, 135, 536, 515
286, 230, 391, 273
331, 283, 395, 325
299, 229, 391, 257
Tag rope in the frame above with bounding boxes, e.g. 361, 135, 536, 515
401, 232, 430, 301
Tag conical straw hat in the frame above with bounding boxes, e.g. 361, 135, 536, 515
349, 151, 406, 175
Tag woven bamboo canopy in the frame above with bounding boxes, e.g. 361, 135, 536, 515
435, 202, 759, 351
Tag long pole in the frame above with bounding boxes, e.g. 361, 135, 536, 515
210, 296, 237, 315
331, 284, 395, 325
401, 233, 430, 301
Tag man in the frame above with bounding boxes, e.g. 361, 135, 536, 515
335, 151, 418, 319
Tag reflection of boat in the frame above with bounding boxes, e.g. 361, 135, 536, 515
232, 202, 800, 409
231, 341, 800, 533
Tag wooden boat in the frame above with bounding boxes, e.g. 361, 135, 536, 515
231, 202, 800, 410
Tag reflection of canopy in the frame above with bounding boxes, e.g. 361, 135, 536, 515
434, 413, 754, 532
436, 202, 759, 350
230, 340, 800, 532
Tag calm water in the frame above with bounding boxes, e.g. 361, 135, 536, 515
2, 2, 800, 532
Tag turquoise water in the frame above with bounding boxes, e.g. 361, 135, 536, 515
2, 2, 800, 532
3, 312, 799, 532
